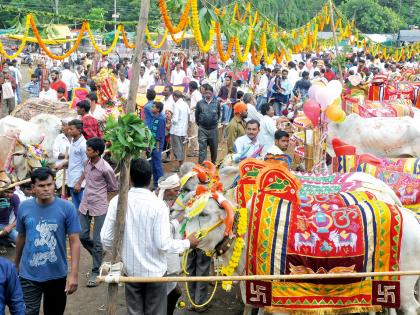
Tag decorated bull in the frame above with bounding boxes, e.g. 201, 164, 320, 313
331, 138, 420, 214
173, 161, 420, 315
0, 114, 62, 181
328, 113, 420, 158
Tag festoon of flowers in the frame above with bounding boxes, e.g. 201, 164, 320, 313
158, 0, 191, 34
145, 26, 168, 49
215, 23, 235, 63
0, 14, 30, 59
234, 27, 253, 63
190, 0, 214, 53
86, 22, 122, 56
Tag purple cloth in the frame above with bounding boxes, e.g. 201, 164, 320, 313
79, 158, 118, 216
0, 194, 19, 225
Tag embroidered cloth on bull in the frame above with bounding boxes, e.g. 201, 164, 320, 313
245, 166, 403, 314
333, 156, 420, 214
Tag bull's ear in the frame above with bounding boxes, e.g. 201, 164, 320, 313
11, 151, 25, 157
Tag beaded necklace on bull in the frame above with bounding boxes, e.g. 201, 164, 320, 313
176, 162, 248, 307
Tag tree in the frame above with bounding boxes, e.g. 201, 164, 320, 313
338, 0, 406, 33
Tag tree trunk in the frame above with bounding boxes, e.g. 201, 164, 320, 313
105, 0, 150, 314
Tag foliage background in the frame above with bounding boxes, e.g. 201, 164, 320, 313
0, 0, 417, 34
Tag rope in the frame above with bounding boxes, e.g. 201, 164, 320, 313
182, 250, 219, 308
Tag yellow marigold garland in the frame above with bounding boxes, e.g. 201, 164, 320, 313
221, 207, 247, 291
87, 23, 121, 56
145, 26, 168, 49
158, 0, 191, 34
260, 33, 275, 64
234, 2, 250, 23
190, 0, 214, 53
251, 47, 262, 66
30, 14, 87, 60
0, 14, 30, 59
234, 27, 253, 63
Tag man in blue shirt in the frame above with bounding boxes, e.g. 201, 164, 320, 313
0, 257, 25, 314
149, 101, 166, 189
15, 167, 81, 315
144, 88, 156, 127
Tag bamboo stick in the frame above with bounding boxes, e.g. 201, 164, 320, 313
328, 0, 344, 83
96, 270, 420, 284
0, 178, 31, 192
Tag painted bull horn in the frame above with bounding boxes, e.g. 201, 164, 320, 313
213, 192, 235, 237
193, 165, 209, 183
202, 161, 217, 178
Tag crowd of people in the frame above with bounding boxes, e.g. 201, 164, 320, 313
0, 46, 418, 314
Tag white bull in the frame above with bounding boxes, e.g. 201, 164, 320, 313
327, 114, 420, 158
173, 190, 420, 315
0, 114, 62, 180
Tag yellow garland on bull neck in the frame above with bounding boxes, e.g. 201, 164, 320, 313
145, 26, 168, 49
86, 23, 121, 56
0, 14, 30, 59
221, 207, 248, 291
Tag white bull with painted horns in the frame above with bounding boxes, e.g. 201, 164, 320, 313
172, 161, 420, 315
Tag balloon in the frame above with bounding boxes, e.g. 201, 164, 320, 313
326, 104, 346, 123
327, 80, 343, 98
303, 99, 321, 126
308, 85, 321, 101
316, 87, 336, 110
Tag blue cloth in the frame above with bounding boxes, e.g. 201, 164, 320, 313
16, 197, 81, 282
150, 114, 166, 149
67, 136, 87, 188
144, 101, 154, 128
69, 188, 84, 211
0, 224, 17, 243
151, 149, 163, 189
0, 257, 25, 315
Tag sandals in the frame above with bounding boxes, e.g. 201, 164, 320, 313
86, 275, 98, 288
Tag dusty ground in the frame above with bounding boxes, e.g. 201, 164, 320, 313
6, 65, 245, 314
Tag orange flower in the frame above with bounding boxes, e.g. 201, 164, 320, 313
158, 0, 190, 34
216, 23, 234, 62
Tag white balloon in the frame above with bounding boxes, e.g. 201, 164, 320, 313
327, 80, 343, 98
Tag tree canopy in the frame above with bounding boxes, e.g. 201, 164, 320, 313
0, 0, 417, 34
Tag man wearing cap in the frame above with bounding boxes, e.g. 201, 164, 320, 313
226, 101, 247, 154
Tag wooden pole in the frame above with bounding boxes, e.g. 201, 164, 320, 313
105, 0, 150, 314
328, 0, 344, 83
97, 270, 420, 283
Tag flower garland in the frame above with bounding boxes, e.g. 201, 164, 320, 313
0, 15, 30, 59
233, 2, 250, 23
221, 207, 248, 291
87, 23, 121, 56
260, 33, 275, 64
158, 0, 191, 34
215, 23, 234, 62
249, 11, 259, 27
121, 25, 135, 48
251, 47, 262, 66
169, 25, 188, 45
234, 27, 253, 63
190, 0, 214, 53
145, 26, 168, 49
30, 14, 87, 60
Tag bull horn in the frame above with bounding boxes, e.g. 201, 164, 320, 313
193, 165, 208, 183
203, 161, 217, 178
195, 184, 208, 196
213, 192, 235, 237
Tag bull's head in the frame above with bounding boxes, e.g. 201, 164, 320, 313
10, 141, 43, 180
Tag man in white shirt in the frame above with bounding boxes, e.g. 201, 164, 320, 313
170, 62, 186, 85
52, 120, 71, 188
186, 81, 202, 156
9, 60, 22, 104
255, 67, 270, 111
163, 86, 175, 114
101, 158, 199, 315
138, 66, 153, 93
243, 93, 263, 122
38, 80, 58, 101
233, 119, 263, 162
86, 93, 106, 124
170, 91, 190, 172
60, 62, 78, 100
144, 59, 155, 77
117, 70, 130, 99
287, 61, 300, 89
265, 129, 290, 157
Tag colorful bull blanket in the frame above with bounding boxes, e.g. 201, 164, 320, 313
343, 97, 413, 118
333, 155, 420, 214
245, 166, 403, 314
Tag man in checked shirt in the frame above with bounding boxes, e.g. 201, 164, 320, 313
76, 100, 103, 140
74, 137, 118, 287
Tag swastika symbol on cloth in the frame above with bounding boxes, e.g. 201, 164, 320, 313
377, 284, 396, 304
249, 283, 267, 303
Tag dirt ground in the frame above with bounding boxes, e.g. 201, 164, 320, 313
7, 65, 245, 314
